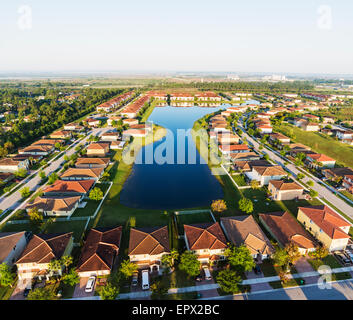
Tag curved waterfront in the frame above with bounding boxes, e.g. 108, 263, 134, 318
119, 102, 258, 210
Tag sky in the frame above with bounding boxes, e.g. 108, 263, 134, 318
0, 0, 353, 75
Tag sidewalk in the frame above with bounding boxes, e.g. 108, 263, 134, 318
67, 265, 353, 300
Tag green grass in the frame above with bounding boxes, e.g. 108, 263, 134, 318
176, 211, 214, 235
0, 281, 17, 300
308, 255, 352, 281
275, 123, 353, 167
45, 219, 88, 243
232, 174, 248, 186
71, 183, 110, 217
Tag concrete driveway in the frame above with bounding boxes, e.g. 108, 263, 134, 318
73, 277, 96, 298
10, 279, 31, 300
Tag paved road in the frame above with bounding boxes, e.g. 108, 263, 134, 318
0, 127, 110, 213
238, 118, 353, 220
212, 279, 353, 300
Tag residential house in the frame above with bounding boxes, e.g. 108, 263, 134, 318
217, 132, 240, 145
16, 233, 73, 280
184, 223, 227, 264
123, 118, 139, 126
0, 158, 29, 173
0, 232, 32, 266
87, 142, 110, 157
297, 206, 351, 252
259, 211, 316, 254
268, 133, 291, 145
75, 157, 110, 168
233, 160, 271, 172
245, 165, 287, 186
77, 226, 123, 277
50, 130, 72, 139
42, 180, 95, 198
343, 173, 353, 194
229, 152, 261, 163
86, 118, 100, 127
220, 215, 274, 260
122, 128, 148, 139
323, 167, 353, 182
302, 121, 320, 132
268, 180, 304, 200
336, 130, 353, 140
219, 144, 250, 155
60, 167, 104, 181
128, 226, 170, 273
18, 145, 54, 156
100, 132, 120, 141
306, 153, 336, 169
26, 195, 81, 217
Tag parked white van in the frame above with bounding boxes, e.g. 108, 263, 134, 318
85, 276, 96, 293
142, 270, 150, 290
203, 266, 212, 281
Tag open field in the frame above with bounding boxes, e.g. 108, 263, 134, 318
275, 123, 353, 167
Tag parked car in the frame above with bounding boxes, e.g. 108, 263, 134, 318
253, 264, 261, 275
141, 270, 149, 290
202, 266, 212, 281
195, 273, 202, 282
131, 272, 138, 286
23, 288, 31, 298
85, 276, 96, 293
334, 252, 351, 265
344, 251, 353, 263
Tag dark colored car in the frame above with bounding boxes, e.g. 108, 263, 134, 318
253, 265, 261, 275
23, 288, 31, 297
195, 274, 202, 282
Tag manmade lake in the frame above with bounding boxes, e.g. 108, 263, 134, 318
119, 101, 259, 210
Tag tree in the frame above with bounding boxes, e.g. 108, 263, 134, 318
273, 248, 289, 267
309, 189, 318, 198
263, 154, 269, 161
0, 263, 15, 287
296, 173, 305, 180
39, 170, 46, 180
238, 197, 253, 214
89, 187, 104, 201
250, 180, 260, 190
100, 171, 110, 182
150, 280, 168, 300
307, 180, 314, 187
48, 259, 62, 275
61, 255, 73, 273
27, 287, 56, 300
224, 245, 255, 273
55, 142, 61, 149
161, 250, 179, 271
14, 168, 27, 178
211, 199, 227, 214
179, 251, 201, 277
61, 268, 80, 286
216, 269, 242, 294
119, 259, 138, 279
309, 246, 329, 260
99, 283, 119, 300
48, 172, 59, 184
285, 243, 301, 265
27, 207, 43, 222
20, 187, 31, 198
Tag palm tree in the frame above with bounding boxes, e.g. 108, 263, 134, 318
48, 259, 62, 277
61, 255, 73, 273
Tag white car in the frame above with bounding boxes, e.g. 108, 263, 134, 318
85, 276, 96, 293
202, 266, 212, 281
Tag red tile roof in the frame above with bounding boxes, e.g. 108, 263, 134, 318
184, 223, 227, 251
299, 206, 350, 239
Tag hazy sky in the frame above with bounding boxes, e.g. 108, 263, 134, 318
1, 0, 353, 74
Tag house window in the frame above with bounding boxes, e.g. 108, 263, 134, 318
309, 220, 312, 224
319, 229, 323, 233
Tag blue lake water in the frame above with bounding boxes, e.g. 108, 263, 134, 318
119, 101, 259, 210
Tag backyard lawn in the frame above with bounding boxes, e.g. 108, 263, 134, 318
275, 123, 353, 167
175, 211, 215, 235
